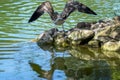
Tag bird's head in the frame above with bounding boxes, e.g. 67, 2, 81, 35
54, 16, 65, 25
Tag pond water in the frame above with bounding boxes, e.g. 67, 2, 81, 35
0, 0, 120, 80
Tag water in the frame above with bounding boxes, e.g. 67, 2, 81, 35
0, 0, 120, 80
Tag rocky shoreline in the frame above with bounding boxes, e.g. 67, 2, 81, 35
36, 16, 120, 52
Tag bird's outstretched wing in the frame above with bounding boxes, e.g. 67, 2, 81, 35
28, 1, 54, 23
61, 0, 97, 20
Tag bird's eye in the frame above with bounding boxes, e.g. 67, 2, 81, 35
62, 14, 66, 18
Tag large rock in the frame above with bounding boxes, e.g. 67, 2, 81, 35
68, 30, 95, 45
92, 16, 120, 43
102, 41, 120, 52
36, 16, 120, 52
94, 24, 120, 42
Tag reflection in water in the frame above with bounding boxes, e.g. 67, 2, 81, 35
29, 57, 67, 80
29, 53, 112, 80
37, 43, 119, 80
0, 0, 120, 80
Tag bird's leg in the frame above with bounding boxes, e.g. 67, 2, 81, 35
62, 24, 65, 33
62, 24, 66, 36
52, 24, 58, 37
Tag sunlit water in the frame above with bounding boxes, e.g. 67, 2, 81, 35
0, 0, 120, 80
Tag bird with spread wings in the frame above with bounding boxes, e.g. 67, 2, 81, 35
28, 0, 97, 31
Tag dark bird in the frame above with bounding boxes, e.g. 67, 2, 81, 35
28, 0, 97, 31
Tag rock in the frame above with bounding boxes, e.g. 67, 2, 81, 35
54, 31, 69, 47
93, 22, 120, 43
91, 18, 113, 31
76, 22, 95, 29
88, 39, 101, 48
102, 41, 120, 52
109, 24, 120, 41
37, 32, 53, 45
37, 28, 58, 45
36, 16, 120, 52
113, 16, 120, 22
68, 30, 95, 45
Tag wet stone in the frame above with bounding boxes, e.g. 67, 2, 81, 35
88, 39, 101, 48
102, 41, 120, 52
37, 16, 120, 52
37, 28, 58, 45
68, 30, 95, 45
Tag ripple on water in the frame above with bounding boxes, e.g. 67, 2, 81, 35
0, 0, 120, 80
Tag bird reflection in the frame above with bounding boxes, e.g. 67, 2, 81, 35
29, 57, 67, 80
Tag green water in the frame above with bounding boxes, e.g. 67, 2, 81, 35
0, 0, 120, 80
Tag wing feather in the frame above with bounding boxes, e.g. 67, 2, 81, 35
61, 1, 97, 20
77, 2, 97, 15
28, 1, 54, 23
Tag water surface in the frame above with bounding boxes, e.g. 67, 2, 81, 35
0, 0, 120, 80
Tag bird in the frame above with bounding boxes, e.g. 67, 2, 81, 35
28, 0, 97, 31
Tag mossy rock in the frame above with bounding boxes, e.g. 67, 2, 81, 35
102, 41, 120, 52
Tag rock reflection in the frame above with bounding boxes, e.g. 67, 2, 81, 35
29, 56, 112, 80
28, 44, 120, 80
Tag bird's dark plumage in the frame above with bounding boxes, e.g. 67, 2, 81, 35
28, 1, 97, 25
28, 1, 54, 23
